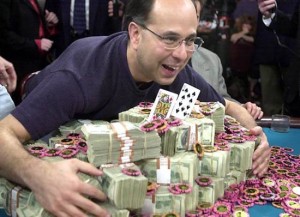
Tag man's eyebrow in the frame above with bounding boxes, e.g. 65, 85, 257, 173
161, 31, 197, 38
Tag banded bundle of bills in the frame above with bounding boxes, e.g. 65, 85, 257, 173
195, 102, 225, 133
99, 164, 148, 209
0, 178, 8, 208
198, 149, 230, 178
228, 140, 255, 172
198, 177, 224, 204
137, 152, 198, 185
141, 185, 199, 217
118, 106, 149, 123
225, 170, 246, 188
82, 121, 161, 167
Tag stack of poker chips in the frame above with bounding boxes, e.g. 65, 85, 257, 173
118, 102, 153, 123
160, 117, 215, 157
193, 102, 225, 133
82, 121, 161, 167
99, 164, 148, 209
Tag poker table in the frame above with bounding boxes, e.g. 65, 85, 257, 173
0, 124, 299, 217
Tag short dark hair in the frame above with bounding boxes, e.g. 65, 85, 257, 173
122, 0, 197, 31
122, 0, 155, 31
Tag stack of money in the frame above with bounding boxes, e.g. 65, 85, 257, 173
225, 170, 246, 187
198, 177, 224, 204
228, 140, 255, 172
141, 185, 199, 216
196, 102, 225, 133
118, 106, 149, 124
0, 178, 7, 209
99, 164, 148, 209
82, 121, 161, 167
137, 152, 198, 185
199, 149, 230, 178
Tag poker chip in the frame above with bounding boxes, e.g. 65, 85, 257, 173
197, 201, 213, 213
272, 201, 284, 209
283, 147, 294, 153
168, 184, 181, 195
193, 142, 204, 159
60, 138, 74, 146
59, 148, 78, 158
243, 187, 259, 196
138, 101, 153, 108
262, 178, 276, 187
214, 139, 228, 146
28, 145, 47, 154
260, 192, 277, 201
77, 141, 88, 152
232, 210, 249, 217
140, 122, 158, 132
140, 108, 151, 114
284, 200, 300, 210
162, 212, 180, 217
67, 133, 81, 140
175, 183, 192, 194
185, 210, 201, 217
195, 176, 212, 187
165, 117, 182, 127
121, 168, 141, 176
292, 186, 300, 196
213, 202, 231, 215
44, 148, 60, 157
203, 146, 217, 153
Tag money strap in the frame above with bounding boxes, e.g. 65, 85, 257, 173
11, 186, 22, 217
156, 157, 171, 184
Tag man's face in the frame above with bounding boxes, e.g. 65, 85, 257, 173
130, 0, 198, 85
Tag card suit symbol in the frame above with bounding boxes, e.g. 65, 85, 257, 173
187, 105, 190, 110
187, 94, 191, 98
176, 109, 179, 113
184, 88, 188, 92
192, 92, 196, 96
181, 107, 185, 111
182, 95, 185, 100
189, 99, 193, 103
184, 112, 187, 116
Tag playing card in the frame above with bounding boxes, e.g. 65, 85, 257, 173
171, 83, 200, 119
147, 89, 178, 121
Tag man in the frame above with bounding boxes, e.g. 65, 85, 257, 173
0, 0, 270, 216
257, 0, 300, 117
0, 56, 16, 119
192, 0, 263, 120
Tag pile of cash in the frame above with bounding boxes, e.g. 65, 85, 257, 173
82, 121, 161, 167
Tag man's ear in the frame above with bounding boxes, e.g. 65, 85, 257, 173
128, 22, 141, 50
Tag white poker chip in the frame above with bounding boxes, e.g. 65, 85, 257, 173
292, 186, 300, 195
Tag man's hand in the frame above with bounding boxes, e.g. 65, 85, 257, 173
0, 56, 17, 94
45, 10, 59, 27
257, 0, 276, 16
250, 126, 271, 177
242, 102, 263, 120
29, 159, 109, 217
41, 38, 54, 52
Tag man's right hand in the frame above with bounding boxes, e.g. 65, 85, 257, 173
28, 159, 109, 217
257, 0, 276, 16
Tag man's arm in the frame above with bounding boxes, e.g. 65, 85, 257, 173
0, 115, 108, 216
225, 100, 271, 177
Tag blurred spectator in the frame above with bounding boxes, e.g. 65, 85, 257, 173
47, 0, 126, 56
232, 0, 258, 20
254, 0, 298, 116
0, 0, 58, 104
229, 15, 256, 103
0, 56, 17, 119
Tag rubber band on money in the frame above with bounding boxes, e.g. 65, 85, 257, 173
121, 168, 141, 176
162, 212, 180, 217
140, 122, 158, 132
193, 142, 204, 159
138, 101, 153, 108
60, 138, 74, 146
140, 108, 151, 114
44, 148, 60, 157
59, 148, 78, 158
76, 141, 88, 153
28, 145, 46, 154
232, 210, 249, 217
175, 183, 192, 194
195, 176, 212, 187
67, 133, 81, 140
213, 202, 231, 216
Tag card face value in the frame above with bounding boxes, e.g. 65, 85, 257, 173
148, 89, 178, 121
172, 83, 200, 119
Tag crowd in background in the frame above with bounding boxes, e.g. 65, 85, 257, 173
0, 0, 299, 117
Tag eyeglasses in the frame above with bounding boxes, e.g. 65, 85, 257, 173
136, 23, 204, 52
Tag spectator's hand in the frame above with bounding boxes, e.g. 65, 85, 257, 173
45, 10, 59, 27
257, 0, 276, 17
108, 0, 125, 17
250, 126, 271, 177
30, 159, 109, 217
41, 38, 54, 52
242, 102, 263, 120
0, 56, 17, 94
